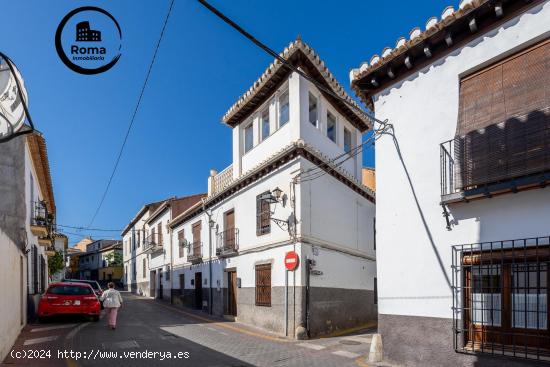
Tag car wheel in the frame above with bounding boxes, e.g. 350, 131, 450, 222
92, 315, 100, 322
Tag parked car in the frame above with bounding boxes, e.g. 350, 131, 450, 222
62, 279, 103, 297
38, 282, 101, 322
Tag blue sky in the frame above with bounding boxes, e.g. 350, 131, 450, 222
2, 0, 447, 246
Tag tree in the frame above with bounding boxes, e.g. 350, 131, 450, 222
48, 250, 64, 278
105, 251, 122, 266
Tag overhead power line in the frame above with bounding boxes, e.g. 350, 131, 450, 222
57, 223, 123, 232
86, 0, 175, 229
197, 0, 386, 127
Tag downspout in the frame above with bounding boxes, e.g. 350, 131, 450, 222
201, 198, 213, 315
169, 205, 174, 304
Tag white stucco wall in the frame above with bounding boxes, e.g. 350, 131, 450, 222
374, 2, 550, 319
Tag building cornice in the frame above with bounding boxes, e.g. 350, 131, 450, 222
350, 0, 544, 110
169, 140, 375, 229
223, 38, 372, 132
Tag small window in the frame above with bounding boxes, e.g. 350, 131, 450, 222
137, 231, 140, 248
261, 108, 270, 141
244, 122, 253, 153
309, 92, 318, 127
344, 127, 352, 153
178, 230, 185, 258
327, 112, 336, 142
166, 266, 170, 281
279, 90, 289, 127
142, 258, 146, 278
256, 192, 271, 236
255, 264, 271, 307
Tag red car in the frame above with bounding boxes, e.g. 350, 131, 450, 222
38, 282, 101, 322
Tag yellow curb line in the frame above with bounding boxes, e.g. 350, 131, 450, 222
319, 321, 378, 339
155, 302, 291, 343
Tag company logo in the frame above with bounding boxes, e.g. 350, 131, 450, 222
55, 6, 122, 75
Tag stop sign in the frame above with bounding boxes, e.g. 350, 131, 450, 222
284, 251, 299, 271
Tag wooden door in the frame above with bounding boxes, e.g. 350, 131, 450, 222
195, 272, 202, 309
227, 271, 237, 316
224, 210, 235, 249
159, 271, 163, 299
179, 274, 185, 296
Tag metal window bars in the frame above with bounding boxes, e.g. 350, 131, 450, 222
452, 236, 550, 362
216, 228, 239, 257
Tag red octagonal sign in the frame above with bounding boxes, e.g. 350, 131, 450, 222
284, 251, 299, 271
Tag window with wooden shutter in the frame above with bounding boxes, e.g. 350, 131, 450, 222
157, 222, 163, 245
256, 192, 271, 236
255, 264, 271, 307
192, 221, 202, 257
455, 39, 550, 190
178, 230, 185, 258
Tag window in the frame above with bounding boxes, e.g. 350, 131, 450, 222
261, 108, 270, 141
137, 231, 140, 248
255, 264, 271, 307
344, 127, 352, 153
279, 90, 289, 126
192, 221, 202, 257
452, 237, 550, 361
179, 274, 185, 295
309, 92, 318, 127
256, 192, 271, 236
157, 222, 163, 245
178, 230, 185, 258
166, 266, 170, 281
327, 111, 336, 142
142, 258, 146, 278
244, 122, 253, 153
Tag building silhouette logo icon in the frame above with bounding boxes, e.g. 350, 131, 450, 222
55, 6, 122, 75
76, 21, 102, 42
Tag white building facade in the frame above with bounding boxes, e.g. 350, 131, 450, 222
0, 132, 56, 360
351, 0, 550, 365
168, 39, 377, 338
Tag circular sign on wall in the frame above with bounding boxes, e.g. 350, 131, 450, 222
55, 6, 122, 75
284, 251, 299, 271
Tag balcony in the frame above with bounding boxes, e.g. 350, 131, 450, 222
143, 233, 163, 254
440, 118, 550, 204
216, 228, 239, 257
187, 241, 202, 264
30, 201, 51, 237
209, 165, 234, 197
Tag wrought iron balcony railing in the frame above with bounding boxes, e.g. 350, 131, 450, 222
440, 116, 550, 203
187, 241, 202, 263
31, 200, 50, 227
144, 233, 163, 253
216, 228, 239, 257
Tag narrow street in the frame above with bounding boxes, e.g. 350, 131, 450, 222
4, 292, 376, 367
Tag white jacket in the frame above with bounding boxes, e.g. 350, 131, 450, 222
100, 289, 123, 308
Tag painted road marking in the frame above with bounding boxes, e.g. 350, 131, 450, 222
332, 350, 361, 359
23, 335, 59, 345
343, 335, 372, 344
206, 327, 217, 332
297, 342, 326, 350
218, 331, 228, 336
30, 324, 78, 333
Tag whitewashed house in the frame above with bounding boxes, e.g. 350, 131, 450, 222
122, 195, 205, 297
169, 39, 377, 338
351, 0, 549, 365
0, 131, 56, 360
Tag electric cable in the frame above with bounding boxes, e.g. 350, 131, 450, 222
86, 0, 175, 229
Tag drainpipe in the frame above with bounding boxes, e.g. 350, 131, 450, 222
169, 211, 174, 305
201, 198, 213, 315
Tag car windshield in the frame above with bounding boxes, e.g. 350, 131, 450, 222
65, 280, 100, 290
48, 285, 92, 295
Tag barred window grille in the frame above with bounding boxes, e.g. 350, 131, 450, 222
255, 264, 271, 307
256, 192, 271, 236
452, 236, 550, 361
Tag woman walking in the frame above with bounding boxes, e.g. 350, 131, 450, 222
100, 282, 123, 330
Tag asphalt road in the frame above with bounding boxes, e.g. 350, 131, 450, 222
4, 292, 376, 367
